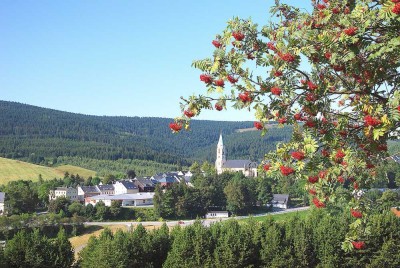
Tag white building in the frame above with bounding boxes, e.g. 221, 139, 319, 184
206, 211, 230, 218
215, 134, 258, 177
49, 187, 78, 201
77, 186, 100, 202
85, 193, 154, 207
114, 181, 139, 195
0, 192, 5, 215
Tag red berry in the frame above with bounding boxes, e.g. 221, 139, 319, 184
397, 105, 400, 112
335, 149, 345, 159
278, 117, 287, 124
291, 151, 305, 161
227, 75, 238, 84
306, 93, 317, 102
200, 74, 212, 84
280, 166, 295, 176
169, 122, 182, 132
317, 4, 326, 10
238, 92, 252, 103
332, 7, 340, 14
215, 103, 223, 111
351, 241, 365, 250
364, 115, 381, 127
309, 189, 317, 195
324, 52, 332, 59
184, 110, 195, 118
271, 86, 282, 96
321, 149, 330, 157
307, 81, 318, 90
232, 31, 245, 41
312, 197, 326, 208
308, 176, 319, 184
344, 27, 358, 36
294, 113, 302, 120
337, 176, 344, 183
280, 53, 295, 62
319, 170, 327, 179
267, 42, 276, 51
212, 40, 222, 48
274, 70, 283, 77
393, 3, 400, 14
263, 163, 271, 171
350, 209, 363, 218
254, 121, 263, 130
214, 79, 225, 87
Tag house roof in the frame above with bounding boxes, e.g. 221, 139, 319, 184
273, 194, 289, 204
79, 186, 100, 193
135, 178, 156, 187
0, 192, 5, 202
96, 184, 114, 191
159, 176, 176, 183
223, 160, 252, 169
89, 193, 154, 201
118, 180, 137, 190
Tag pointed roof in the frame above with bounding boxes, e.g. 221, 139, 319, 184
218, 133, 223, 145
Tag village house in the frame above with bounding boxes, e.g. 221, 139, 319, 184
215, 134, 258, 177
77, 186, 100, 202
133, 177, 157, 192
95, 184, 115, 195
114, 180, 139, 195
49, 187, 78, 201
85, 192, 154, 207
271, 194, 290, 209
0, 192, 5, 215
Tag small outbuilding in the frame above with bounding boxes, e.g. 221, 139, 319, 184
271, 194, 290, 209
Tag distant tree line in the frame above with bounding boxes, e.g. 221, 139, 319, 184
0, 100, 291, 168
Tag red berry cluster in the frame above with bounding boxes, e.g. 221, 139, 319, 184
232, 31, 245, 41
254, 121, 263, 130
278, 117, 287, 124
308, 176, 319, 184
214, 103, 223, 111
271, 86, 282, 96
212, 40, 222, 48
280, 53, 295, 62
351, 241, 365, 250
312, 197, 326, 208
393, 3, 400, 14
274, 70, 283, 77
238, 92, 252, 103
350, 209, 363, 218
227, 75, 238, 84
169, 122, 182, 132
344, 27, 358, 36
335, 149, 346, 159
307, 81, 318, 90
364, 115, 381, 127
263, 163, 271, 171
317, 4, 326, 10
337, 176, 345, 183
291, 151, 305, 160
267, 42, 276, 51
280, 166, 295, 176
214, 79, 225, 87
184, 110, 195, 118
309, 189, 317, 195
200, 74, 212, 84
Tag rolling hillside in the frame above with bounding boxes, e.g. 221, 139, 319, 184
0, 101, 292, 167
0, 157, 96, 184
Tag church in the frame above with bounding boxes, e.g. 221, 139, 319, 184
215, 134, 258, 177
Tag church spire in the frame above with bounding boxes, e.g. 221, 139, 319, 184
218, 132, 223, 146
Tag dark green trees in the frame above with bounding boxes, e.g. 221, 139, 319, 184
2, 228, 73, 268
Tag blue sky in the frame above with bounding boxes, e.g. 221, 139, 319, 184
0, 0, 310, 121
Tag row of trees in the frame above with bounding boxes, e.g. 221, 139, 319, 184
0, 229, 73, 268
77, 208, 400, 268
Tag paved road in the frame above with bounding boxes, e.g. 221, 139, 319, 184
85, 206, 310, 228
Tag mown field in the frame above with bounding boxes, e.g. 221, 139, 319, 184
0, 157, 97, 184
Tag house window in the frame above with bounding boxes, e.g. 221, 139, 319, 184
142, 200, 145, 203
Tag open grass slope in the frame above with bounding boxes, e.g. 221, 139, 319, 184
0, 157, 96, 184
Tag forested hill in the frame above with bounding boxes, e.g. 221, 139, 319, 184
0, 101, 291, 166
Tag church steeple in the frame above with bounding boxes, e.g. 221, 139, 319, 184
215, 133, 226, 174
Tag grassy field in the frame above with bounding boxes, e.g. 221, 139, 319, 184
0, 157, 96, 184
241, 209, 309, 223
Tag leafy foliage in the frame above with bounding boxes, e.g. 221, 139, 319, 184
175, 0, 400, 246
